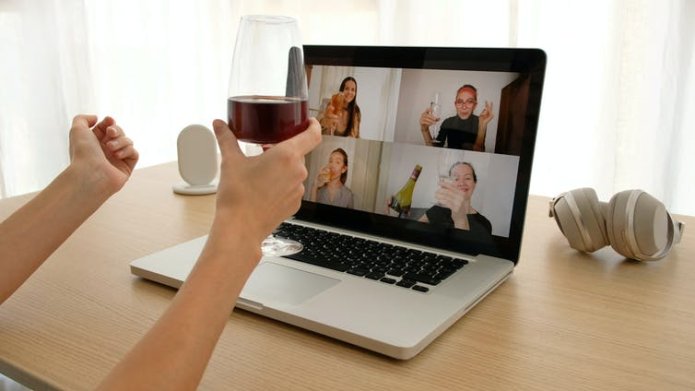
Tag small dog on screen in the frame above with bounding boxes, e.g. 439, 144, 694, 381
322, 92, 347, 135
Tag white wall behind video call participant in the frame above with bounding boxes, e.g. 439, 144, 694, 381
394, 69, 519, 152
376, 143, 519, 237
308, 65, 401, 141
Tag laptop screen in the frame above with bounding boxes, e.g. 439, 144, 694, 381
297, 46, 546, 264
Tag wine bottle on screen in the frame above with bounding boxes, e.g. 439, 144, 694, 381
389, 164, 423, 218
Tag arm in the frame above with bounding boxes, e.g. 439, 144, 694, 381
346, 188, 354, 209
349, 108, 361, 138
309, 166, 329, 202
318, 96, 340, 135
310, 181, 320, 202
318, 112, 338, 135
473, 101, 494, 152
310, 179, 321, 202
435, 182, 472, 230
419, 107, 438, 146
97, 119, 321, 390
0, 115, 137, 304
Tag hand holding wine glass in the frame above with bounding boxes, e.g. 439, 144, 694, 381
210, 118, 320, 249
316, 165, 332, 187
436, 152, 458, 207
227, 15, 314, 256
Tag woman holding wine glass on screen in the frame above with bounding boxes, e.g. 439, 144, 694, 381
227, 15, 313, 256
419, 161, 492, 238
419, 84, 493, 151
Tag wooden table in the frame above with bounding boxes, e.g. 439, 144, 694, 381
1, 162, 694, 390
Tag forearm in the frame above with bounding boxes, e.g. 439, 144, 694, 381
318, 115, 333, 134
452, 211, 471, 230
99, 216, 261, 390
318, 114, 327, 128
474, 123, 487, 151
0, 166, 112, 303
98, 221, 261, 390
351, 119, 360, 138
453, 217, 470, 230
310, 182, 319, 202
421, 125, 434, 146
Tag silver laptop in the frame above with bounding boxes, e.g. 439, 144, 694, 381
131, 46, 546, 359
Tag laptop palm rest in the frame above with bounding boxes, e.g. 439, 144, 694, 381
240, 262, 340, 306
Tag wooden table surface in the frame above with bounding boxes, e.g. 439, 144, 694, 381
1, 162, 694, 390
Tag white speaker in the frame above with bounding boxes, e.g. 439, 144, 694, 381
172, 124, 218, 195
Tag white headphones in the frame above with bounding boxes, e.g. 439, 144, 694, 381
549, 188, 684, 261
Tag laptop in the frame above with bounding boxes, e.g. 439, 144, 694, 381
131, 46, 546, 359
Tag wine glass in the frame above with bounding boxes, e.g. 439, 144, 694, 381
429, 92, 441, 142
436, 151, 459, 207
227, 15, 309, 256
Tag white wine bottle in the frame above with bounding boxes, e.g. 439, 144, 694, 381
389, 164, 423, 218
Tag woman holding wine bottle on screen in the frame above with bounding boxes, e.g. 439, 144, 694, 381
419, 162, 492, 237
310, 148, 355, 208
318, 76, 361, 138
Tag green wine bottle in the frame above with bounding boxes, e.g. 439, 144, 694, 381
389, 164, 423, 218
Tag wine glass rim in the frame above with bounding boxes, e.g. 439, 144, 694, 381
241, 15, 297, 24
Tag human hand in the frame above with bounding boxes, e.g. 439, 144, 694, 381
435, 180, 474, 229
325, 117, 339, 135
315, 166, 330, 188
68, 115, 139, 195
385, 196, 409, 218
385, 197, 400, 216
419, 107, 440, 127
211, 118, 321, 244
435, 180, 472, 216
479, 101, 494, 126
319, 111, 339, 135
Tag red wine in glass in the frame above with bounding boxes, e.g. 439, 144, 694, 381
228, 95, 309, 144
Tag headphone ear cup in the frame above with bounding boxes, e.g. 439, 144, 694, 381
606, 190, 672, 261
551, 188, 608, 252
606, 190, 671, 261
634, 193, 670, 257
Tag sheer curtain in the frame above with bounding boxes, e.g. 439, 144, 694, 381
0, 0, 693, 215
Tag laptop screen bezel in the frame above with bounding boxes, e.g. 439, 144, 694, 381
296, 45, 546, 264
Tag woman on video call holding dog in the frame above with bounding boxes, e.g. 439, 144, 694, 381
318, 76, 361, 138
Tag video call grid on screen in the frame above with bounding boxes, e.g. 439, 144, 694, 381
298, 46, 544, 261
306, 65, 520, 238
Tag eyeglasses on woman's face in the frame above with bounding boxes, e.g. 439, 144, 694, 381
455, 98, 477, 106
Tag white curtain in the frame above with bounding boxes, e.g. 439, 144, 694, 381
1, 0, 693, 215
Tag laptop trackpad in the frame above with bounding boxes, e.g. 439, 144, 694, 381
241, 262, 340, 306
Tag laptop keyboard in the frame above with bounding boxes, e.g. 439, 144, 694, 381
274, 222, 468, 293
